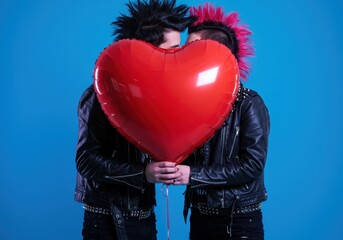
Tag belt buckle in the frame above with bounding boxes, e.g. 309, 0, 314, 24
138, 208, 151, 219
129, 210, 139, 218
138, 209, 144, 220
196, 203, 210, 215
195, 203, 220, 216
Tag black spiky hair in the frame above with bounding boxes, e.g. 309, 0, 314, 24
112, 0, 196, 46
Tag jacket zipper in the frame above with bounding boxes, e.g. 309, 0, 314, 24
104, 175, 142, 190
228, 126, 240, 159
128, 187, 130, 210
221, 126, 227, 208
106, 172, 143, 178
227, 126, 240, 208
190, 177, 227, 185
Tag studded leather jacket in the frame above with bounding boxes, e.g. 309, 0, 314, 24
183, 85, 270, 220
74, 85, 155, 213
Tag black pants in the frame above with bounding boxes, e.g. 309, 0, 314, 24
190, 209, 264, 240
82, 210, 157, 240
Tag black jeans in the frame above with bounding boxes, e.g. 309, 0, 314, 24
190, 209, 264, 240
82, 210, 157, 240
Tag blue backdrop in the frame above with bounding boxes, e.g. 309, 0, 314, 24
1, 0, 342, 239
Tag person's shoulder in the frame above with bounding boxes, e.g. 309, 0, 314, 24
236, 85, 259, 103
242, 87, 259, 98
239, 86, 268, 109
81, 84, 95, 98
78, 84, 98, 107
80, 84, 96, 100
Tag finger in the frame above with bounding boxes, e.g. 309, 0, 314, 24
154, 177, 175, 184
162, 167, 179, 174
161, 179, 175, 184
173, 178, 185, 185
155, 167, 177, 173
158, 172, 181, 180
172, 178, 180, 185
152, 167, 177, 174
157, 161, 177, 168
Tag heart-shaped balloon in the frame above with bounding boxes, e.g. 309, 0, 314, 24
94, 39, 239, 164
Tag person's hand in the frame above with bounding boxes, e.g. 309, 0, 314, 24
172, 165, 190, 185
145, 161, 180, 184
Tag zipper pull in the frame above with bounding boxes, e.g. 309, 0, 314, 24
235, 126, 240, 136
220, 198, 224, 208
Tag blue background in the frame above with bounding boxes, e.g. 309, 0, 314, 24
1, 0, 342, 239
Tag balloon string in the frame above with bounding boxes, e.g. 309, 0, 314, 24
161, 184, 170, 240
166, 184, 170, 240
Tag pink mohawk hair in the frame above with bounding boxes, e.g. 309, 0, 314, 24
189, 3, 254, 80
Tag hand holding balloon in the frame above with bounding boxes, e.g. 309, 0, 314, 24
145, 162, 181, 184
172, 165, 190, 185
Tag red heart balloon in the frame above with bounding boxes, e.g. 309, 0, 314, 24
94, 39, 239, 164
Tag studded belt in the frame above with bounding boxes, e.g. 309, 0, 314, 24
121, 208, 154, 219
193, 202, 261, 216
83, 204, 112, 215
83, 204, 154, 219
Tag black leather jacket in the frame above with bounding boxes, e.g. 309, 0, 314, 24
74, 85, 155, 212
184, 85, 270, 219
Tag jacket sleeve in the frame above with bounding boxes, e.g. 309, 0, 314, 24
75, 86, 147, 190
188, 94, 270, 188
